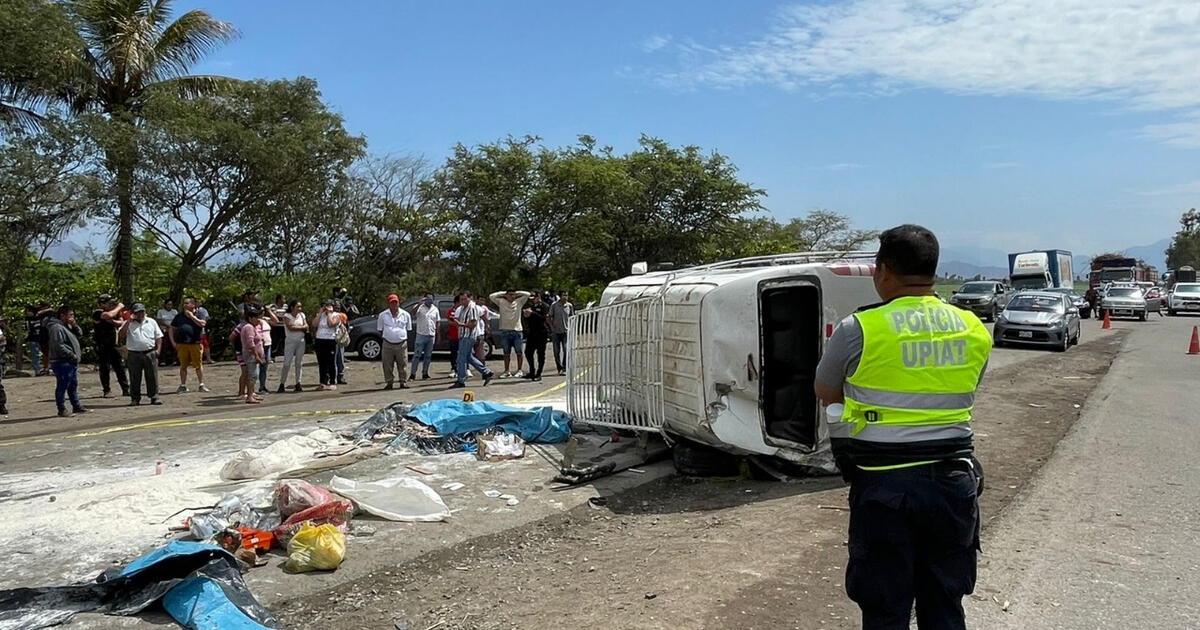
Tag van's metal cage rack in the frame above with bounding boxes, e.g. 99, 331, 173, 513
566, 251, 878, 432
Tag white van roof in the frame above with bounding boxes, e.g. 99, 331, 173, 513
607, 251, 877, 290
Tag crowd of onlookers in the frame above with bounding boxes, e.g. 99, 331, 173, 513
0, 286, 575, 418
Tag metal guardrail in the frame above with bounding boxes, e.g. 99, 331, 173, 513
566, 295, 665, 432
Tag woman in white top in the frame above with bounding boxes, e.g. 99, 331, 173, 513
278, 301, 308, 393
309, 300, 345, 390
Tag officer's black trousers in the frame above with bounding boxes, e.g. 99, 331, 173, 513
846, 462, 980, 630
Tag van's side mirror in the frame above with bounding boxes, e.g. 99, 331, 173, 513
952, 290, 958, 295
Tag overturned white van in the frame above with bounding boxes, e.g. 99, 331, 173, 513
566, 252, 880, 473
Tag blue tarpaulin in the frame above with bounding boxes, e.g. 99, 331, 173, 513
0, 541, 275, 630
407, 399, 572, 444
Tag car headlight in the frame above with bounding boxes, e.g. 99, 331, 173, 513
1050, 318, 1065, 328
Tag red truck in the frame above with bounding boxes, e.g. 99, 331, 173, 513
1088, 257, 1158, 289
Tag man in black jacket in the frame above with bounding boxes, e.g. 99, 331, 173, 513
47, 306, 88, 418
92, 294, 130, 398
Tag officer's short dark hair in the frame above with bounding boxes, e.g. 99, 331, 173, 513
877, 224, 939, 278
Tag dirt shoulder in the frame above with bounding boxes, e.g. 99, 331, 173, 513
271, 331, 1127, 630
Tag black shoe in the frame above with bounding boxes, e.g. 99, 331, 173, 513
150, 399, 163, 406
408, 373, 417, 382
58, 408, 72, 418
482, 372, 494, 386
384, 383, 394, 391
101, 390, 112, 399
399, 383, 410, 390
129, 400, 140, 407
337, 378, 348, 385
293, 383, 303, 392
0, 407, 8, 416
448, 382, 466, 389
276, 384, 285, 394
73, 406, 89, 414
421, 375, 430, 381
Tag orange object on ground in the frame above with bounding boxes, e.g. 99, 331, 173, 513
1101, 311, 1112, 330
236, 526, 275, 552
1189, 327, 1200, 355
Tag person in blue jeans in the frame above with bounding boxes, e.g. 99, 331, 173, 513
449, 292, 494, 389
409, 294, 440, 381
45, 306, 88, 417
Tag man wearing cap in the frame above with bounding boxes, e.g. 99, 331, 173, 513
92, 294, 130, 398
377, 294, 413, 390
120, 304, 164, 406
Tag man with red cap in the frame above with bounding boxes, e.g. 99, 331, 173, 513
376, 293, 413, 390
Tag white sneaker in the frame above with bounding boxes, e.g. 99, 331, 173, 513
176, 384, 188, 394
198, 384, 211, 393
499, 372, 512, 379
514, 371, 525, 378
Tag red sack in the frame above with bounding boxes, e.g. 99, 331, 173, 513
275, 479, 335, 517
272, 500, 354, 546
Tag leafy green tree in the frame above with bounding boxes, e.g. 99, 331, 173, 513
47, 0, 237, 303
0, 0, 80, 128
1166, 208, 1200, 270
129, 78, 365, 301
0, 119, 102, 309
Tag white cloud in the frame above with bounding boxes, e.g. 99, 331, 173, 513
665, 0, 1200, 145
825, 162, 863, 171
640, 34, 673, 53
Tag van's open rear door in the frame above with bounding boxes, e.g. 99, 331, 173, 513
567, 296, 666, 432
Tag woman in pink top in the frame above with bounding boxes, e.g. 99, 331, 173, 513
239, 307, 267, 403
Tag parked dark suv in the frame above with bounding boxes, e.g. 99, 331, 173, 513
347, 295, 501, 361
949, 280, 1010, 322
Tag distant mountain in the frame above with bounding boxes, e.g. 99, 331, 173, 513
1122, 238, 1170, 271
939, 239, 1172, 281
44, 240, 88, 262
937, 260, 1009, 280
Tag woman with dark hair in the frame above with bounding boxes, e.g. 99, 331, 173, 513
270, 294, 288, 361
522, 292, 551, 382
278, 300, 307, 392
311, 300, 344, 390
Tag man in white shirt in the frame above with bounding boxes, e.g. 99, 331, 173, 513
120, 303, 164, 406
489, 289, 531, 378
450, 291, 495, 389
410, 293, 440, 381
376, 294, 413, 390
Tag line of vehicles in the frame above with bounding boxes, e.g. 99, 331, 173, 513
949, 249, 1200, 351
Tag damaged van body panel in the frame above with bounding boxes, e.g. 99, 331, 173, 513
568, 252, 879, 472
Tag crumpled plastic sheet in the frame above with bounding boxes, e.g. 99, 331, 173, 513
329, 475, 450, 522
0, 541, 276, 630
351, 402, 415, 442
380, 399, 572, 455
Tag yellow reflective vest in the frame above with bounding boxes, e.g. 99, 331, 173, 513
833, 295, 992, 446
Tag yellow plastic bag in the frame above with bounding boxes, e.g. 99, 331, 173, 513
284, 522, 346, 573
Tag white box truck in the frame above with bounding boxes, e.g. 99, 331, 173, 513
566, 252, 879, 473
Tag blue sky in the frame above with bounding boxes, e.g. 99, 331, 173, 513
173, 0, 1200, 262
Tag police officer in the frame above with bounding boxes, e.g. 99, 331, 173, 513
815, 224, 991, 630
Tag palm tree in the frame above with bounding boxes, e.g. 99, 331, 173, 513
63, 0, 238, 302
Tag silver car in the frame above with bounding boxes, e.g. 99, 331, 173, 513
1099, 285, 1148, 321
950, 280, 1009, 322
994, 292, 1081, 351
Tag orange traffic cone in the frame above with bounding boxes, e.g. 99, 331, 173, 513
1101, 310, 1112, 330
1188, 327, 1200, 355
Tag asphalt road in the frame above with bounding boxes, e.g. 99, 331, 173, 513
968, 312, 1200, 628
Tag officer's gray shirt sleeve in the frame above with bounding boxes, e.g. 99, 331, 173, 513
814, 315, 863, 389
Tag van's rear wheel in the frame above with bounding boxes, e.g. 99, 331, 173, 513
672, 439, 741, 477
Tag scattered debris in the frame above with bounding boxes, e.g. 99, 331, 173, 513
441, 482, 465, 491
330, 475, 451, 522
476, 431, 527, 461
284, 522, 346, 573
